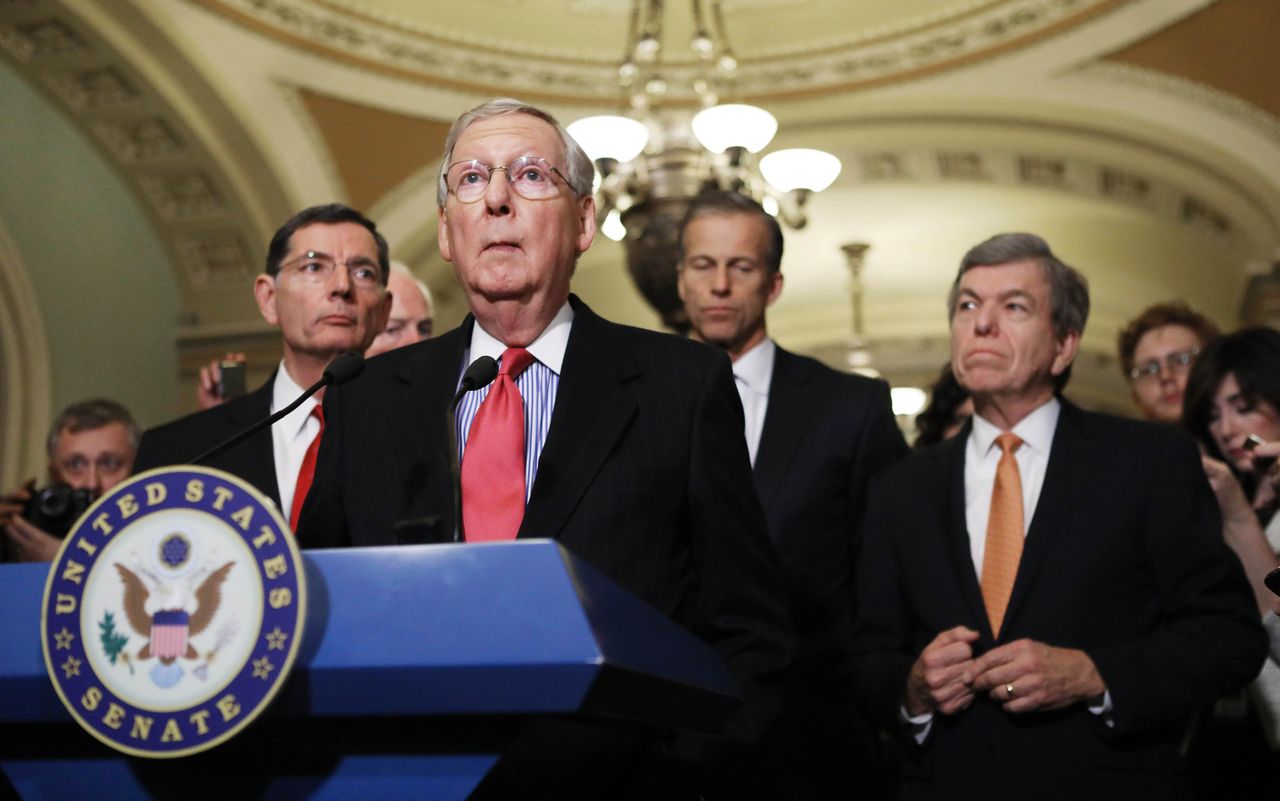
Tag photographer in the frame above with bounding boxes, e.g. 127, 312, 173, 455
1, 398, 138, 562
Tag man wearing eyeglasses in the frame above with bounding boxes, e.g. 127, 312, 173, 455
133, 204, 391, 530
299, 99, 793, 797
2, 399, 139, 561
1117, 302, 1220, 424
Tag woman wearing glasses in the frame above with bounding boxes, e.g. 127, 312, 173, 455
1182, 327, 1280, 795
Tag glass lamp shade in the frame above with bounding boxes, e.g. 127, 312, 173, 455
601, 209, 626, 242
760, 148, 842, 192
891, 387, 928, 417
691, 104, 778, 154
566, 115, 649, 163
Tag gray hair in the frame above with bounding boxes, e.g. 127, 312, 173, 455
390, 261, 433, 310
946, 232, 1089, 339
47, 398, 140, 460
436, 98, 595, 207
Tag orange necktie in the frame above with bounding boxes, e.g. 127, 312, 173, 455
461, 347, 536, 541
289, 405, 324, 532
981, 432, 1024, 638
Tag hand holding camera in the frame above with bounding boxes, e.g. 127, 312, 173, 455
2, 479, 88, 562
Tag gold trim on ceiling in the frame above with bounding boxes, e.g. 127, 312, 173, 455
190, 0, 1132, 106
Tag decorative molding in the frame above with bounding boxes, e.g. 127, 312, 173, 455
0, 212, 53, 487
850, 145, 1237, 238
176, 230, 255, 288
44, 65, 141, 110
0, 2, 263, 296
90, 117, 187, 163
1072, 62, 1280, 146
192, 0, 1127, 102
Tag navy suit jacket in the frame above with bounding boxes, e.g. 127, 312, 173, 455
300, 297, 794, 745
132, 379, 280, 507
850, 400, 1266, 800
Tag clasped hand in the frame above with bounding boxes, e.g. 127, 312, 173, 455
904, 626, 1106, 716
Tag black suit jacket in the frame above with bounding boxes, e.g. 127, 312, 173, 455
300, 297, 794, 744
748, 347, 907, 796
754, 346, 907, 663
132, 379, 280, 507
850, 400, 1267, 801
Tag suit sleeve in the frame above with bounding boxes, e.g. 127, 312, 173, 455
846, 380, 909, 587
687, 352, 795, 745
1087, 431, 1267, 733
849, 469, 919, 739
131, 430, 172, 475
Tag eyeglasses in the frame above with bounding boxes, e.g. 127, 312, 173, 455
445, 156, 570, 203
280, 252, 383, 290
1129, 347, 1200, 382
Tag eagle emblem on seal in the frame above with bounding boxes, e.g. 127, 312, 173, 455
112, 533, 235, 687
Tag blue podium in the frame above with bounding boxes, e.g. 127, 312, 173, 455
0, 540, 740, 799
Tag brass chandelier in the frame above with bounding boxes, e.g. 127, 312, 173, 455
568, 0, 842, 331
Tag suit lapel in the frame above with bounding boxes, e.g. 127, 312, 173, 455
941, 425, 991, 636
752, 347, 811, 511
394, 322, 472, 524
1001, 401, 1095, 634
224, 380, 279, 505
518, 299, 639, 539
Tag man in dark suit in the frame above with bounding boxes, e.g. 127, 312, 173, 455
675, 191, 907, 798
850, 232, 1267, 800
298, 99, 793, 797
133, 204, 392, 526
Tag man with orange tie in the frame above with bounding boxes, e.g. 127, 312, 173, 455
133, 204, 392, 530
850, 233, 1265, 800
298, 98, 792, 797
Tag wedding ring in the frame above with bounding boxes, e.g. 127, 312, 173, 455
1005, 682, 1016, 699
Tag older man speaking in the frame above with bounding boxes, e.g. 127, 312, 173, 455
299, 99, 793, 798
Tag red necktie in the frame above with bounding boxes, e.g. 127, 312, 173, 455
461, 347, 536, 541
289, 405, 324, 532
981, 432, 1024, 638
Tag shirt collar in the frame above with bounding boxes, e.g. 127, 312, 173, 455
469, 301, 574, 375
733, 337, 776, 397
271, 360, 318, 438
970, 395, 1060, 458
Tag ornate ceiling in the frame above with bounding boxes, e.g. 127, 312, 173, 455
3, 0, 1280, 436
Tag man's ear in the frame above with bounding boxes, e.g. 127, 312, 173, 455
765, 270, 784, 307
575, 195, 596, 255
1051, 329, 1081, 377
375, 290, 393, 334
253, 275, 280, 326
437, 207, 453, 263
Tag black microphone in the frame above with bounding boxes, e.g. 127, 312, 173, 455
447, 356, 500, 541
190, 351, 365, 466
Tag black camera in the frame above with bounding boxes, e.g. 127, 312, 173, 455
23, 484, 94, 538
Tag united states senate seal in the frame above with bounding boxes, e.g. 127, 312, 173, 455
40, 466, 306, 758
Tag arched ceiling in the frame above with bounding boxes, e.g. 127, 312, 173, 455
3, 0, 1280, 416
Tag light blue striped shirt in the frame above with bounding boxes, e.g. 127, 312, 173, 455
454, 302, 573, 501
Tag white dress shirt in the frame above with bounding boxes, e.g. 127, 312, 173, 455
732, 338, 776, 467
270, 362, 320, 516
964, 397, 1060, 576
455, 301, 572, 501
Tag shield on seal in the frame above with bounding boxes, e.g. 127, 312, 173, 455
150, 609, 190, 659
